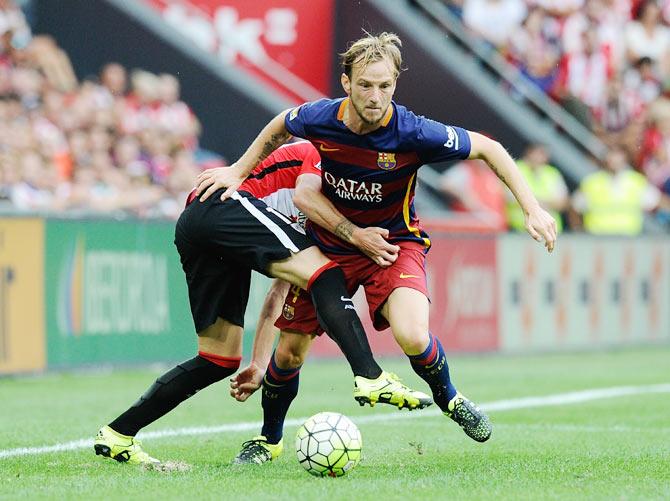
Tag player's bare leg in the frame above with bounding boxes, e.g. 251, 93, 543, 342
95, 318, 243, 464
234, 324, 431, 465
269, 248, 432, 410
381, 287, 492, 442
268, 247, 383, 380
266, 246, 325, 289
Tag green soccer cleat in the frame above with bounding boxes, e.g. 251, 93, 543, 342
444, 392, 492, 442
233, 436, 283, 465
94, 425, 160, 465
354, 371, 433, 410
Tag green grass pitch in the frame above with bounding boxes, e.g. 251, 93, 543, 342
1, 347, 669, 500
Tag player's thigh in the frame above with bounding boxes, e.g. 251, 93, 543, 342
220, 193, 316, 277
175, 237, 250, 357
180, 191, 315, 281
193, 192, 331, 289
274, 329, 316, 368
197, 318, 243, 358
267, 246, 331, 290
380, 287, 430, 355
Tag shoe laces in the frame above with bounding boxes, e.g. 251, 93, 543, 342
239, 439, 271, 461
386, 372, 416, 391
451, 399, 479, 426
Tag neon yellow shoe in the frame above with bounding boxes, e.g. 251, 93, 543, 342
233, 436, 283, 464
354, 371, 433, 410
444, 392, 492, 442
94, 425, 160, 465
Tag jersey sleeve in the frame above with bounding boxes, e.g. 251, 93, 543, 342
416, 117, 471, 164
298, 142, 322, 177
285, 100, 323, 139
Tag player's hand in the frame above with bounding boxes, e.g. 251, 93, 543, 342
229, 362, 264, 402
525, 206, 557, 253
351, 227, 400, 267
195, 164, 246, 202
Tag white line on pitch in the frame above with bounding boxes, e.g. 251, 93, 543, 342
1, 383, 669, 460
494, 423, 670, 434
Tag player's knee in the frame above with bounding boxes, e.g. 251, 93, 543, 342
274, 344, 307, 369
197, 318, 243, 357
279, 247, 331, 287
296, 246, 331, 271
393, 323, 430, 355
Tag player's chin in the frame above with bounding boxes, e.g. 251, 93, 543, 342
365, 109, 382, 119
363, 111, 383, 125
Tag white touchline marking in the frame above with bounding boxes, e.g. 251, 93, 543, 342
494, 423, 670, 433
1, 383, 669, 460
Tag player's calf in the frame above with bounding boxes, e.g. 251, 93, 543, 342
95, 352, 240, 465
107, 353, 240, 438
270, 251, 383, 380
260, 353, 301, 445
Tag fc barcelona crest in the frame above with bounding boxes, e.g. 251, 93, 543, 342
282, 304, 295, 320
377, 152, 396, 170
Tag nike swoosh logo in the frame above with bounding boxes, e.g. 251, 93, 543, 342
319, 144, 340, 152
399, 273, 419, 279
341, 296, 353, 302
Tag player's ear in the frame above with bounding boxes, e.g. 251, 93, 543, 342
341, 73, 351, 95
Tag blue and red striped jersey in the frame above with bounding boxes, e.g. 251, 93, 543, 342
285, 97, 471, 254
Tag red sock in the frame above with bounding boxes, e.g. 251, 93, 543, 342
198, 351, 241, 370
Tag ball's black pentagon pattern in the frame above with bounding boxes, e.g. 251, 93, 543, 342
295, 412, 362, 477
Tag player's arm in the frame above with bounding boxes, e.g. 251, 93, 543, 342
293, 173, 400, 266
230, 279, 289, 402
467, 131, 557, 252
196, 110, 292, 201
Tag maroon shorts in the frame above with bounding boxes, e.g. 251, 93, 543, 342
276, 241, 429, 335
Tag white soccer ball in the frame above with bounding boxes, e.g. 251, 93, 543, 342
295, 411, 362, 477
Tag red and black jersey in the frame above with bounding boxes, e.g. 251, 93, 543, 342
186, 141, 321, 221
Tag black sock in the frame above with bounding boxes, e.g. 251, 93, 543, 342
308, 266, 382, 379
109, 354, 239, 436
261, 354, 300, 444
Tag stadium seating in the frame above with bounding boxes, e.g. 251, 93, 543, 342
0, 1, 222, 218
437, 1, 670, 194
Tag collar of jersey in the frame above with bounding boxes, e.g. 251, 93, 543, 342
337, 98, 394, 128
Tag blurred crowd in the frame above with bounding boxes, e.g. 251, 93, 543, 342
3, 0, 670, 235
440, 142, 670, 235
445, 1, 670, 192
437, 0, 670, 234
0, 0, 217, 219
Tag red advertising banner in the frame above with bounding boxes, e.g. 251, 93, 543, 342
427, 235, 499, 352
145, 0, 333, 101
309, 234, 499, 358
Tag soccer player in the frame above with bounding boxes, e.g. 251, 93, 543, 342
93, 141, 432, 465
196, 32, 557, 461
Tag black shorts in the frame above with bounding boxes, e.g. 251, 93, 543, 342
174, 190, 314, 332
